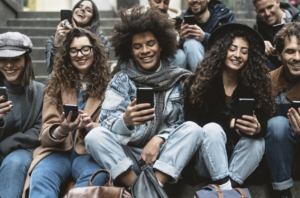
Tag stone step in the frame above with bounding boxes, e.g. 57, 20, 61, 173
33, 60, 117, 76
7, 18, 121, 27
17, 11, 116, 19
30, 47, 116, 61
0, 26, 113, 36
28, 36, 112, 47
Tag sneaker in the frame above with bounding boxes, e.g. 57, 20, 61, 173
273, 189, 292, 198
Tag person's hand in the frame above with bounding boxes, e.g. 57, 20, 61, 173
139, 136, 165, 164
235, 113, 260, 136
180, 21, 205, 42
288, 107, 300, 136
180, 20, 189, 42
123, 99, 155, 128
78, 109, 94, 132
53, 19, 74, 48
0, 96, 12, 119
264, 41, 275, 56
58, 110, 82, 136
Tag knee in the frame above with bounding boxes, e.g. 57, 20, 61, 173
183, 39, 204, 51
85, 127, 111, 152
241, 137, 265, 158
267, 116, 291, 141
1, 150, 32, 173
179, 121, 203, 140
203, 123, 226, 143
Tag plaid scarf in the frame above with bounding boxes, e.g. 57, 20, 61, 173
126, 59, 191, 146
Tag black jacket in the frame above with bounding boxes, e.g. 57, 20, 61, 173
184, 77, 269, 153
254, 2, 300, 68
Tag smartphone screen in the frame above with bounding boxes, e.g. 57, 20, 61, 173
63, 104, 78, 122
137, 88, 154, 119
234, 98, 255, 129
184, 15, 196, 25
60, 9, 73, 24
291, 101, 300, 114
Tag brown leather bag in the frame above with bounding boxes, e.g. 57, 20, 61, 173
64, 169, 132, 198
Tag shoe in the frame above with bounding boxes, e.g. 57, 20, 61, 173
273, 189, 292, 198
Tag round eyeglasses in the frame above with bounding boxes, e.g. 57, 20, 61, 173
69, 45, 93, 57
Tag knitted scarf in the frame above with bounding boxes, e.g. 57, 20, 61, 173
126, 59, 191, 146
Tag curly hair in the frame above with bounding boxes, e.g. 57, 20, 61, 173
45, 28, 110, 108
274, 22, 300, 54
110, 6, 177, 63
185, 29, 274, 114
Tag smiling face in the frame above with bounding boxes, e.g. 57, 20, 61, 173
132, 31, 162, 72
224, 37, 249, 71
254, 0, 282, 26
73, 0, 93, 28
69, 36, 94, 76
187, 0, 210, 15
278, 36, 300, 81
148, 0, 170, 14
0, 54, 25, 86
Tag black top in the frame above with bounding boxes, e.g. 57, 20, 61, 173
198, 8, 215, 33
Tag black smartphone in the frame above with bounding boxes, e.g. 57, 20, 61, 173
61, 9, 73, 26
137, 88, 154, 118
0, 87, 10, 112
291, 101, 300, 113
184, 15, 196, 25
234, 98, 255, 129
63, 104, 79, 122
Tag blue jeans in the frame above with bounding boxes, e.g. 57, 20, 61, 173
85, 121, 202, 182
183, 38, 205, 72
168, 49, 187, 69
0, 149, 32, 198
195, 123, 265, 185
265, 116, 300, 190
29, 149, 108, 198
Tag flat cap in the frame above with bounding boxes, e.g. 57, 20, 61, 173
0, 32, 33, 58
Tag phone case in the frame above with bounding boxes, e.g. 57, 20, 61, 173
234, 98, 255, 129
184, 15, 196, 25
61, 10, 73, 24
137, 88, 154, 119
291, 101, 300, 113
63, 104, 79, 122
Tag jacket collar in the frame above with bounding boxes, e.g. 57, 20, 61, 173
270, 66, 300, 102
61, 88, 102, 117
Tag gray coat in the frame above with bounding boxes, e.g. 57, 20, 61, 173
0, 81, 44, 157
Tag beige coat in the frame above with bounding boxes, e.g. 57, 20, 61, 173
22, 88, 102, 198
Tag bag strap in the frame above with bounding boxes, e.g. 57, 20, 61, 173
121, 144, 142, 175
234, 188, 248, 198
87, 169, 114, 187
208, 184, 224, 198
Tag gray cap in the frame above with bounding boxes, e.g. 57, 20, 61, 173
0, 32, 33, 58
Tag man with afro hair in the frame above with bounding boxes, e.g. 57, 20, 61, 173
85, 6, 202, 191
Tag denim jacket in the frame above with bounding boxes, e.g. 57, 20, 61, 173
99, 70, 185, 145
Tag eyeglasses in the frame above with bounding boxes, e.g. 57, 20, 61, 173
69, 45, 93, 57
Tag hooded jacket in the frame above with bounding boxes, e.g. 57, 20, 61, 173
180, 0, 235, 47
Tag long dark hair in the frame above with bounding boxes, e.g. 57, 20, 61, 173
72, 0, 101, 35
45, 28, 110, 108
0, 52, 35, 87
185, 29, 274, 114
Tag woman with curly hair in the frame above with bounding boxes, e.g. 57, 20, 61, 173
184, 23, 274, 190
23, 28, 111, 198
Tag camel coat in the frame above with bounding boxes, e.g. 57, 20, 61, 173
22, 88, 102, 198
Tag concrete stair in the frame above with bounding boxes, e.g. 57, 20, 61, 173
0, 11, 118, 84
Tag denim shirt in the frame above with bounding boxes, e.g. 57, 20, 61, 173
99, 70, 185, 145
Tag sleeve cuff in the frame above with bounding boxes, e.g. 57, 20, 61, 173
111, 115, 134, 135
156, 134, 169, 141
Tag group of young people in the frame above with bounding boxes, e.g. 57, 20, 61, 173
0, 0, 299, 198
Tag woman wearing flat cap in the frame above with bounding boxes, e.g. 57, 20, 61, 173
0, 32, 44, 198
184, 23, 274, 189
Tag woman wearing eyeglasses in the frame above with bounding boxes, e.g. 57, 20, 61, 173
23, 28, 111, 198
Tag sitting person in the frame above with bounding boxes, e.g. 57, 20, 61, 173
0, 32, 44, 198
180, 0, 235, 72
184, 23, 273, 190
46, 0, 110, 74
265, 22, 300, 198
23, 28, 111, 198
85, 6, 202, 190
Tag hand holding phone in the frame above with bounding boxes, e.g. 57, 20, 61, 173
61, 10, 73, 27
58, 104, 81, 135
0, 87, 12, 118
53, 10, 74, 47
288, 101, 300, 136
234, 98, 260, 136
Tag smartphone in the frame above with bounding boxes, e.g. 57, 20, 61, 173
184, 15, 196, 25
63, 104, 79, 122
137, 88, 154, 118
61, 9, 73, 27
291, 101, 300, 114
234, 98, 255, 129
0, 87, 10, 112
